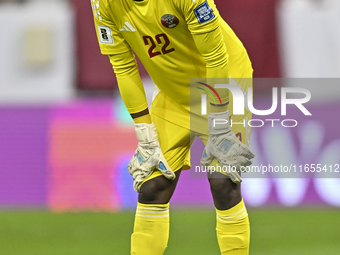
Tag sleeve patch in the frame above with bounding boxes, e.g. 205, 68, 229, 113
97, 25, 114, 45
193, 1, 215, 24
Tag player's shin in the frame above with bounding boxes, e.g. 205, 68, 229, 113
131, 203, 170, 255
215, 199, 250, 255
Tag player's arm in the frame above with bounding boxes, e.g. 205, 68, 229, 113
109, 51, 150, 124
108, 51, 150, 123
177, 0, 255, 182
177, 0, 230, 112
194, 31, 254, 182
91, 1, 175, 192
91, 0, 149, 120
192, 29, 230, 113
109, 52, 175, 192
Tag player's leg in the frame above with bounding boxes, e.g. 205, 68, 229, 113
208, 170, 250, 255
209, 170, 242, 210
200, 106, 252, 255
209, 72, 252, 254
213, 110, 251, 255
131, 170, 181, 255
138, 169, 181, 204
131, 113, 191, 255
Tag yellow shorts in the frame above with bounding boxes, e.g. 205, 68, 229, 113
144, 75, 253, 183
143, 109, 252, 183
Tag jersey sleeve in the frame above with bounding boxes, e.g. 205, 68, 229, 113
192, 29, 230, 105
176, 0, 230, 104
91, 0, 130, 55
109, 52, 149, 114
175, 0, 220, 34
91, 0, 148, 115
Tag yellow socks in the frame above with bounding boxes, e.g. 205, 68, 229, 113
216, 199, 250, 255
131, 203, 170, 255
130, 201, 249, 254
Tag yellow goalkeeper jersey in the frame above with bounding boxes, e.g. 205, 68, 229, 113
92, 0, 252, 129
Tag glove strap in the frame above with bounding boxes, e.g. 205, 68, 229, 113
208, 110, 232, 134
135, 123, 158, 143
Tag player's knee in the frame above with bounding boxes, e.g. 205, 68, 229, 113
209, 177, 232, 195
209, 177, 242, 207
138, 176, 173, 204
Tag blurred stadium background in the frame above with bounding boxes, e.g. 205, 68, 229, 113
0, 0, 340, 254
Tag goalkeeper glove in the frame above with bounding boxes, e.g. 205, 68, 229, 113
200, 110, 255, 183
128, 123, 176, 192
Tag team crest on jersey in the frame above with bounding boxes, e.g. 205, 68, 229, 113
161, 14, 179, 29
194, 1, 215, 24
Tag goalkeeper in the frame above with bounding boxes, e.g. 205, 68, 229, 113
91, 0, 255, 254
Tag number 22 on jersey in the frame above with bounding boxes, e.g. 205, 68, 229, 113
143, 34, 175, 58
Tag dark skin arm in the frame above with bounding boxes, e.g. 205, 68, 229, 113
131, 108, 152, 124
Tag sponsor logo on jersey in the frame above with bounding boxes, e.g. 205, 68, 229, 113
161, 14, 179, 29
119, 21, 137, 32
193, 1, 215, 24
97, 25, 114, 44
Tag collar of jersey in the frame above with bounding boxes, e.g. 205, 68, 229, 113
133, 0, 149, 5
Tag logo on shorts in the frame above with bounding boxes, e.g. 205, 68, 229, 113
161, 14, 179, 29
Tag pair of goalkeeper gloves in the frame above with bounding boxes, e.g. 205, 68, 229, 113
128, 111, 255, 192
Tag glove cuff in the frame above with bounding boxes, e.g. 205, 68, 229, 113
208, 110, 232, 134
135, 123, 158, 143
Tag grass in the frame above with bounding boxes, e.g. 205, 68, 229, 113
0, 208, 339, 255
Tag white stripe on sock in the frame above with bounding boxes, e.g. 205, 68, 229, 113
217, 211, 248, 223
136, 214, 169, 218
137, 206, 169, 211
217, 206, 246, 219
136, 209, 169, 215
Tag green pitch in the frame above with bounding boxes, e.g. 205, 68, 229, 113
0, 208, 339, 255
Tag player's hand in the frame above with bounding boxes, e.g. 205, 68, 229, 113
128, 123, 176, 192
200, 111, 255, 183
